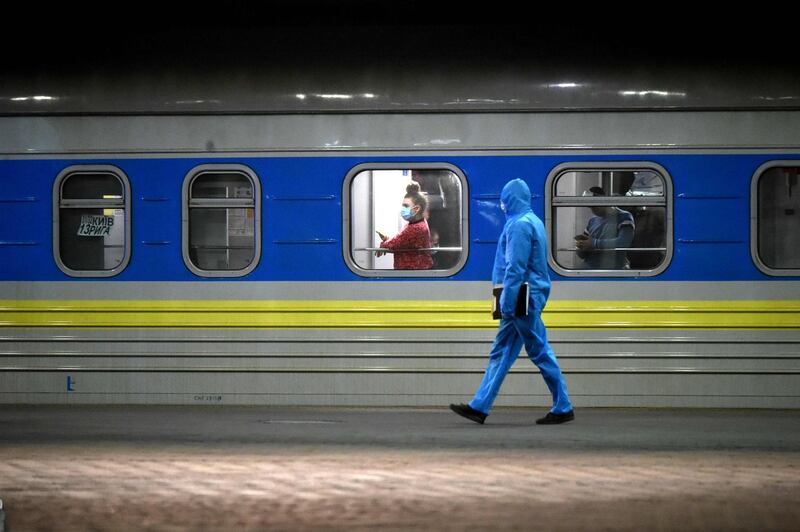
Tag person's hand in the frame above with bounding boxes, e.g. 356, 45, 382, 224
575, 233, 593, 250
376, 230, 387, 241
375, 249, 386, 257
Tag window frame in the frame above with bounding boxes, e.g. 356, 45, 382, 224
545, 161, 673, 278
52, 165, 132, 278
181, 164, 262, 278
342, 162, 469, 278
750, 160, 800, 277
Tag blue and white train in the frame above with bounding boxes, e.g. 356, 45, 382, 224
1, 16, 798, 407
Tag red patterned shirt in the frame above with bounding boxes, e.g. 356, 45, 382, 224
380, 219, 433, 270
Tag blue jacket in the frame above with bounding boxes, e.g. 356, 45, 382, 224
493, 179, 551, 317
580, 208, 635, 269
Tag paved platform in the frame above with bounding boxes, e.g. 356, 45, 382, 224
1, 406, 799, 531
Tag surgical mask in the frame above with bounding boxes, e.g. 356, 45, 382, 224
400, 206, 414, 220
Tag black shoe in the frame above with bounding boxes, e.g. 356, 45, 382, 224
536, 410, 575, 425
449, 403, 487, 424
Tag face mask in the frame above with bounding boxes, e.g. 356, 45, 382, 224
400, 206, 414, 221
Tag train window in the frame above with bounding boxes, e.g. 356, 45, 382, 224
53, 166, 131, 277
751, 162, 800, 276
545, 163, 673, 277
182, 165, 261, 277
343, 163, 469, 277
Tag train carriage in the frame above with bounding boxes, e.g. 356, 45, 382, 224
1, 14, 799, 407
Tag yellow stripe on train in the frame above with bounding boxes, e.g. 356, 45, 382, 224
1, 300, 799, 329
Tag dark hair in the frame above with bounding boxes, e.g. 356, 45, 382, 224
405, 181, 428, 213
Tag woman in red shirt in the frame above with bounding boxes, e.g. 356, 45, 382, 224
377, 182, 433, 270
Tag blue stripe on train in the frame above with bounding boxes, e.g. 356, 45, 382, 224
0, 153, 796, 281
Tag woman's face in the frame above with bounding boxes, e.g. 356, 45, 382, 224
402, 199, 418, 216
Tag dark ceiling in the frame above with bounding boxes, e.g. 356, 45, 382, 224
2, 1, 794, 71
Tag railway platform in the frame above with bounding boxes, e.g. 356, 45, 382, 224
1, 405, 798, 531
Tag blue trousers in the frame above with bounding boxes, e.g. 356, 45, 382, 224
469, 312, 573, 415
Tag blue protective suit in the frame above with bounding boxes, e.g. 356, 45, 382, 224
469, 179, 573, 415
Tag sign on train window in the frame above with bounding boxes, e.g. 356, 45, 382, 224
343, 163, 468, 277
53, 166, 131, 277
182, 165, 261, 277
751, 162, 800, 276
545, 163, 673, 277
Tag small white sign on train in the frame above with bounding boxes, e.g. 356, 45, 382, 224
77, 214, 114, 236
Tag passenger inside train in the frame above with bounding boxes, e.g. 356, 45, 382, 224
574, 186, 635, 270
552, 169, 668, 273
376, 181, 433, 270
348, 167, 464, 273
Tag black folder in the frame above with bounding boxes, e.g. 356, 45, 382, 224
492, 283, 529, 320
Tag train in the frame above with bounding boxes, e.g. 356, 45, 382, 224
1, 15, 799, 408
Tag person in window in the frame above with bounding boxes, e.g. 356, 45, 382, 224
376, 182, 433, 270
575, 186, 635, 269
449, 178, 573, 425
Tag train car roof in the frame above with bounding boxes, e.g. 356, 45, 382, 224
2, 2, 798, 115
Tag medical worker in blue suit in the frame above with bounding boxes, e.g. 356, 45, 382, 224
450, 178, 574, 425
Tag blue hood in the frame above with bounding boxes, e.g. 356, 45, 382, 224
501, 178, 532, 217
